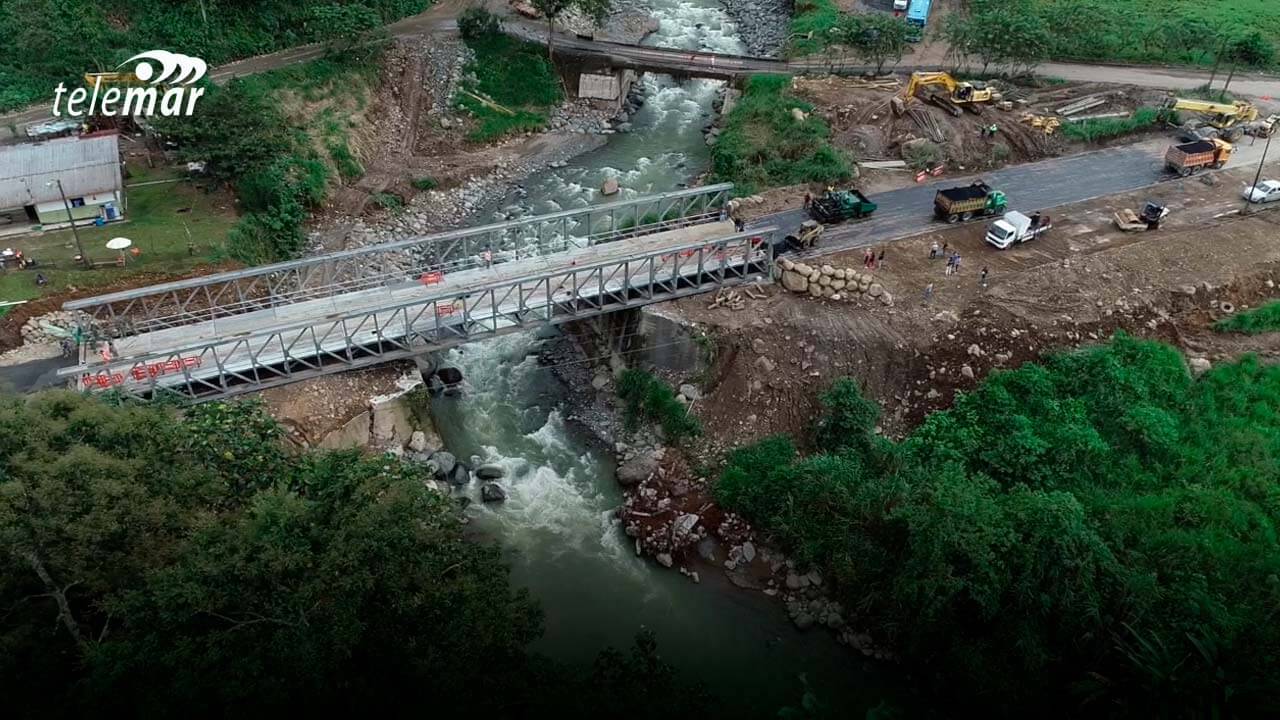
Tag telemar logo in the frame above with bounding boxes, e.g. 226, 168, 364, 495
53, 50, 208, 118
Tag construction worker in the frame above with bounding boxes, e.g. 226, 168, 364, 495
803, 191, 812, 209
988, 123, 999, 138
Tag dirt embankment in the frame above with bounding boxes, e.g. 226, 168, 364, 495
677, 166, 1280, 446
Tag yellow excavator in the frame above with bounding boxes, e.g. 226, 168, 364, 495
900, 72, 997, 116
1161, 97, 1275, 140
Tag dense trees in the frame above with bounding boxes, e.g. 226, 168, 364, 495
716, 334, 1280, 717
0, 1, 432, 111
0, 393, 707, 718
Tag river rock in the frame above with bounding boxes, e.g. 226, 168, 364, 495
476, 463, 506, 480
867, 282, 884, 298
430, 450, 457, 476
781, 270, 808, 293
679, 384, 702, 401
741, 541, 756, 562
448, 464, 471, 486
601, 177, 620, 195
480, 482, 507, 502
754, 356, 776, 373
785, 572, 809, 590
656, 552, 674, 568
1189, 356, 1212, 374
793, 611, 815, 630
671, 513, 700, 545
407, 430, 430, 453
617, 450, 659, 485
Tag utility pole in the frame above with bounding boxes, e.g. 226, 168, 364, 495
1244, 130, 1273, 215
49, 179, 90, 267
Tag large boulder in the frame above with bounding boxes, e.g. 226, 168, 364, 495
476, 463, 506, 480
481, 482, 508, 502
671, 513, 700, 545
448, 463, 471, 487
430, 450, 457, 476
617, 450, 659, 485
601, 177, 620, 196
780, 270, 808, 293
407, 430, 431, 453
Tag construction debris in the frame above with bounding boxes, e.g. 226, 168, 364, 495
1056, 92, 1113, 116
1020, 112, 1062, 134
708, 287, 751, 311
859, 160, 908, 170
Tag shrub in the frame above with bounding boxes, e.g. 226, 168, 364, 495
458, 6, 502, 40
456, 29, 562, 142
373, 191, 403, 210
1060, 107, 1167, 142
617, 369, 701, 441
411, 176, 438, 191
710, 74, 853, 193
328, 141, 364, 179
813, 377, 880, 455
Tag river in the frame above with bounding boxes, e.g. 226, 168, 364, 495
429, 1, 876, 714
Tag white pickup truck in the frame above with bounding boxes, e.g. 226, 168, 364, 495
985, 211, 1051, 249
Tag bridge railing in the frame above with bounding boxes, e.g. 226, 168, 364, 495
62, 227, 777, 401
65, 183, 735, 337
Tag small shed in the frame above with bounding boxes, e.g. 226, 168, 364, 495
0, 132, 125, 228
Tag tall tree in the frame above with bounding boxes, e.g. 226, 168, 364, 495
838, 13, 910, 75
1221, 31, 1277, 98
530, 0, 611, 60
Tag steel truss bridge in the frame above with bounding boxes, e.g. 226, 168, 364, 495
58, 184, 778, 401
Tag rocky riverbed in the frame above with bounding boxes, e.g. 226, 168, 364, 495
720, 0, 791, 57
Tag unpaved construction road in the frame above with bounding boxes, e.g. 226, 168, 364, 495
753, 136, 1278, 254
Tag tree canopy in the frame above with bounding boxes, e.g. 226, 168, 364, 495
716, 334, 1280, 717
0, 392, 708, 718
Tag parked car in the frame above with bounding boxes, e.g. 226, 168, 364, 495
1243, 179, 1280, 203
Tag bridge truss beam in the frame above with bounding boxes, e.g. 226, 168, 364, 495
65, 183, 735, 337
63, 228, 777, 402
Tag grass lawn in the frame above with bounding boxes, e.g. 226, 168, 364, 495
1031, 0, 1280, 67
457, 31, 562, 143
0, 178, 238, 306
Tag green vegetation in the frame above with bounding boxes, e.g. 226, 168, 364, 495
0, 176, 237, 305
156, 49, 381, 264
1014, 0, 1280, 69
788, 0, 842, 57
618, 369, 702, 441
0, 0, 431, 112
1059, 107, 1169, 142
710, 75, 853, 194
0, 392, 712, 716
373, 191, 403, 210
456, 21, 563, 143
942, 0, 1051, 76
411, 176, 439, 191
1214, 300, 1280, 334
716, 334, 1280, 716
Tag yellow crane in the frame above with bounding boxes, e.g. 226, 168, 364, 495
1159, 96, 1279, 140
902, 72, 997, 108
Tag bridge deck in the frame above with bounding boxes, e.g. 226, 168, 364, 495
63, 221, 769, 399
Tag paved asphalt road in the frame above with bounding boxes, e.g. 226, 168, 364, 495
752, 137, 1279, 254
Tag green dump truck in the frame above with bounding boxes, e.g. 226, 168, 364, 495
810, 188, 878, 224
934, 181, 1007, 223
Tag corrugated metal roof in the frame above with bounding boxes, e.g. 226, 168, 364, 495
0, 133, 122, 210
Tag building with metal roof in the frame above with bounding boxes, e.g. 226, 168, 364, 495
0, 132, 124, 230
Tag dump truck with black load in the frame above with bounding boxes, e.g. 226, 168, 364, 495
1165, 138, 1232, 176
810, 189, 878, 224
933, 181, 1007, 223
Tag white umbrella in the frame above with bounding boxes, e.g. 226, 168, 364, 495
105, 237, 133, 250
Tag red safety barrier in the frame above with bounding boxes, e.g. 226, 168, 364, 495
420, 271, 444, 286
